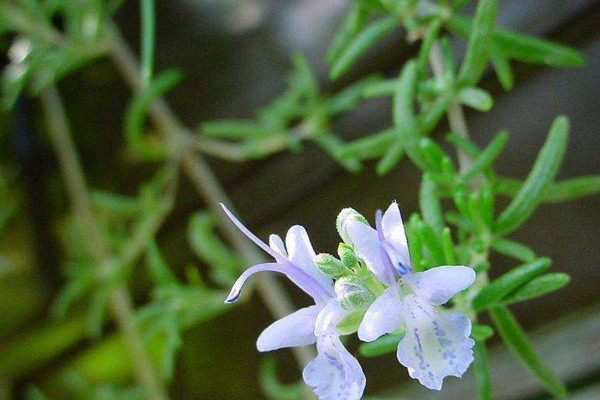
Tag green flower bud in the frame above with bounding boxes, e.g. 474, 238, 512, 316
338, 243, 358, 269
335, 276, 376, 311
314, 253, 350, 279
336, 208, 368, 245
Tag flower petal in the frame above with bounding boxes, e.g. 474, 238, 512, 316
225, 263, 330, 304
286, 225, 334, 294
346, 219, 395, 286
403, 266, 476, 306
381, 202, 411, 271
257, 305, 320, 351
396, 294, 474, 390
314, 300, 348, 336
269, 234, 287, 258
358, 285, 403, 342
303, 334, 366, 400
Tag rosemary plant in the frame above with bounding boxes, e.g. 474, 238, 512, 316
0, 0, 598, 399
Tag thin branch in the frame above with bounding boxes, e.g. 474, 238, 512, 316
41, 86, 170, 400
107, 23, 317, 369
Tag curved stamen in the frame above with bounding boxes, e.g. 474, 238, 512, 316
225, 262, 332, 304
221, 204, 288, 264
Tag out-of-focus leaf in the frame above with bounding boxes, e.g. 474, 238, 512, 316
447, 15, 585, 68
496, 175, 600, 204
471, 324, 494, 341
490, 45, 514, 90
187, 212, 242, 286
198, 120, 273, 139
457, 87, 493, 111
125, 69, 182, 161
491, 238, 536, 262
417, 20, 441, 79
499, 273, 570, 306
378, 60, 419, 175
495, 117, 569, 235
474, 341, 492, 400
145, 241, 177, 285
463, 129, 508, 181
489, 306, 567, 397
473, 258, 552, 311
327, 4, 372, 65
330, 16, 399, 80
336, 311, 364, 335
339, 128, 396, 160
359, 330, 404, 357
420, 175, 444, 235
457, 0, 499, 87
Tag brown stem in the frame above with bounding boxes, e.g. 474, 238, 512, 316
41, 86, 170, 400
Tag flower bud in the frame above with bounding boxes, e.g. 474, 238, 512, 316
313, 253, 349, 279
335, 276, 375, 311
338, 243, 357, 269
336, 208, 368, 245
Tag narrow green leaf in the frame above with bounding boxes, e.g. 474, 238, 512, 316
125, 69, 182, 160
393, 60, 418, 127
140, 0, 156, 86
490, 306, 567, 397
495, 117, 569, 235
474, 341, 493, 400
500, 273, 570, 306
463, 129, 509, 181
146, 240, 178, 285
491, 238, 536, 262
327, 4, 372, 65
457, 87, 494, 111
420, 175, 445, 235
339, 128, 396, 160
490, 45, 514, 90
376, 141, 404, 175
446, 131, 482, 159
417, 94, 452, 134
457, 0, 499, 87
361, 79, 396, 99
406, 214, 425, 271
471, 324, 494, 341
378, 60, 420, 174
327, 75, 381, 115
330, 16, 399, 80
313, 133, 362, 172
447, 15, 585, 68
292, 52, 319, 99
441, 227, 457, 265
336, 311, 365, 335
417, 20, 441, 80
418, 221, 446, 267
419, 138, 449, 173
496, 175, 600, 204
473, 257, 552, 311
359, 331, 404, 357
199, 120, 272, 139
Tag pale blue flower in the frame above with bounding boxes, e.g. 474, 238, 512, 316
221, 204, 366, 400
347, 202, 476, 391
